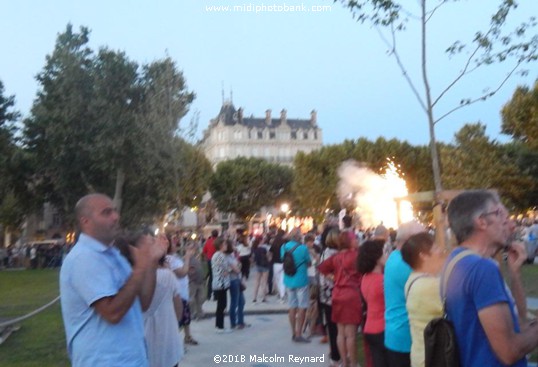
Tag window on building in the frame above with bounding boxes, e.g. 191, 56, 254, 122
269, 130, 276, 139
248, 130, 252, 139
314, 131, 318, 140
258, 130, 263, 139
291, 131, 297, 140
303, 131, 308, 140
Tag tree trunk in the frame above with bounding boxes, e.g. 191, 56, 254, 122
113, 167, 125, 215
421, 0, 446, 247
4, 228, 11, 248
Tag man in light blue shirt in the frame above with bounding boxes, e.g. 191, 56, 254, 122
384, 220, 425, 367
60, 193, 165, 367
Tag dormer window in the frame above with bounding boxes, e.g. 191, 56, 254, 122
258, 130, 263, 139
291, 131, 297, 140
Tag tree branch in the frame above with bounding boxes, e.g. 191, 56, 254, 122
434, 61, 522, 125
433, 39, 484, 107
375, 25, 427, 112
425, 1, 445, 23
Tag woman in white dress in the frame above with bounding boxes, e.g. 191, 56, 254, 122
116, 233, 184, 367
144, 257, 184, 367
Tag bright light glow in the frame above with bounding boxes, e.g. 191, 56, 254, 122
337, 158, 414, 228
190, 233, 197, 240
280, 203, 289, 213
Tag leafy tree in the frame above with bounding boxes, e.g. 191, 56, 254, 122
209, 157, 293, 221
0, 80, 24, 240
89, 47, 141, 213
23, 24, 95, 218
500, 141, 538, 209
441, 123, 534, 209
174, 138, 212, 208
293, 144, 351, 218
22, 25, 196, 228
501, 79, 538, 150
337, 0, 538, 198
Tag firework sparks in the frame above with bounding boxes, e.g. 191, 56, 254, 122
337, 158, 414, 228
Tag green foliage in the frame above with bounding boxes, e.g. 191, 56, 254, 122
292, 144, 351, 218
502, 80, 538, 150
174, 139, 212, 208
23, 25, 98, 216
21, 24, 198, 228
0, 79, 27, 233
209, 157, 293, 221
500, 141, 538, 209
441, 123, 536, 210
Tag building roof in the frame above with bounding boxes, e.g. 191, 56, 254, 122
211, 101, 317, 130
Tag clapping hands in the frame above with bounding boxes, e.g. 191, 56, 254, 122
131, 234, 168, 270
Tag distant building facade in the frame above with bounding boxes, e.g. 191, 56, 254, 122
200, 101, 322, 167
197, 100, 323, 232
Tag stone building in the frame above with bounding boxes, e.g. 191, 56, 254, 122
200, 101, 322, 167
196, 100, 323, 232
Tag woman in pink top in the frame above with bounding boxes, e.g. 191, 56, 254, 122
358, 239, 389, 367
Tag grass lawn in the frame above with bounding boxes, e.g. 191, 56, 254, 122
0, 269, 69, 367
0, 265, 537, 366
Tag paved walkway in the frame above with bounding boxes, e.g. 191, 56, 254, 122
185, 271, 328, 366
182, 313, 328, 367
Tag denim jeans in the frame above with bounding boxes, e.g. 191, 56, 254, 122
229, 278, 245, 327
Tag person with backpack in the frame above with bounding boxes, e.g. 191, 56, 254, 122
444, 190, 538, 367
251, 236, 271, 303
280, 228, 312, 343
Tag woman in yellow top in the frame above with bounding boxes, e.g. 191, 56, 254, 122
401, 232, 446, 367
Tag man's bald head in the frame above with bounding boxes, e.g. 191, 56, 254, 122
75, 194, 119, 245
75, 193, 111, 226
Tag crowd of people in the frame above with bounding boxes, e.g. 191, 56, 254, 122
58, 191, 538, 367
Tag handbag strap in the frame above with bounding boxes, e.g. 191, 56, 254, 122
405, 273, 428, 300
440, 249, 475, 313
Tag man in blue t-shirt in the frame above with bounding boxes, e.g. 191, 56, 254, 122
60, 194, 166, 367
446, 190, 538, 367
384, 220, 425, 367
281, 228, 311, 343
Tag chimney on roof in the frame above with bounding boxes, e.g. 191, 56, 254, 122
280, 109, 287, 123
310, 109, 317, 125
265, 109, 272, 125
238, 107, 243, 123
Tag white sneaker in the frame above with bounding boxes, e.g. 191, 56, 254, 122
216, 328, 233, 334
